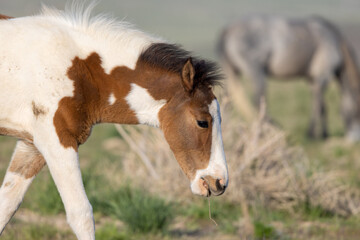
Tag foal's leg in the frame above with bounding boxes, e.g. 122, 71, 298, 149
33, 131, 94, 240
0, 140, 45, 234
308, 78, 328, 139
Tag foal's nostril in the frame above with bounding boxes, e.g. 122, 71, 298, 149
215, 179, 224, 191
202, 176, 227, 196
219, 178, 226, 187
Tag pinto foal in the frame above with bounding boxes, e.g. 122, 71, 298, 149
0, 7, 228, 239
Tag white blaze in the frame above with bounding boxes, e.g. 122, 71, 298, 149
125, 83, 167, 127
190, 99, 228, 195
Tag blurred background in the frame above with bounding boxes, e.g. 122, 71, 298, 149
3, 0, 360, 58
1, 0, 360, 239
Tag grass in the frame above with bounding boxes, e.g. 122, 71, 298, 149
22, 171, 65, 215
95, 224, 129, 240
267, 79, 344, 144
21, 166, 108, 215
183, 199, 241, 234
1, 77, 360, 239
253, 220, 279, 239
2, 221, 75, 240
108, 184, 174, 234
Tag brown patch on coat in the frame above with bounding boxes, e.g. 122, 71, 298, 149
54, 43, 221, 180
0, 14, 12, 20
8, 141, 46, 179
53, 53, 139, 149
32, 101, 47, 118
53, 52, 182, 149
0, 127, 33, 142
4, 182, 11, 187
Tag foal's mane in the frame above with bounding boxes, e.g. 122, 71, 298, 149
140, 43, 223, 88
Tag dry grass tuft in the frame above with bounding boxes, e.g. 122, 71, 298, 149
103, 92, 360, 217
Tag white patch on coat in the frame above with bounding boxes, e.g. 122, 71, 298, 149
40, 5, 161, 73
190, 99, 228, 195
125, 83, 166, 127
108, 93, 116, 105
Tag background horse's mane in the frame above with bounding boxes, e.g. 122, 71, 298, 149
140, 43, 223, 88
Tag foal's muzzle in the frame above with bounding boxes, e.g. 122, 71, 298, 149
201, 175, 227, 197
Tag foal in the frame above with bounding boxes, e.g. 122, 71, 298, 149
0, 6, 228, 239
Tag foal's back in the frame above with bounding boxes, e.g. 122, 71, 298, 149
219, 15, 342, 78
0, 16, 81, 135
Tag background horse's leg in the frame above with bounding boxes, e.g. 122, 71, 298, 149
250, 68, 267, 110
240, 64, 267, 110
33, 130, 94, 240
226, 56, 267, 110
308, 78, 328, 139
338, 65, 360, 141
339, 82, 360, 141
0, 140, 45, 234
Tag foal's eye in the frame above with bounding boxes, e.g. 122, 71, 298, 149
197, 120, 209, 128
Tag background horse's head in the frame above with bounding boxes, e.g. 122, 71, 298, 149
139, 44, 228, 196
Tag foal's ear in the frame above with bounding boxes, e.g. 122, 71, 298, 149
181, 58, 195, 93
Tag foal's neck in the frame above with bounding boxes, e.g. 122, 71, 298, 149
99, 61, 182, 127
66, 24, 183, 127
66, 51, 181, 128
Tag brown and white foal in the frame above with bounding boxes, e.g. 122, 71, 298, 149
0, 6, 228, 239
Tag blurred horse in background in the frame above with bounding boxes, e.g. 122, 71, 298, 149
218, 15, 360, 141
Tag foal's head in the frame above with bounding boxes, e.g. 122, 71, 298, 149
140, 44, 228, 196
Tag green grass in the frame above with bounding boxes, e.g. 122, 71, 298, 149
0, 136, 16, 173
95, 224, 129, 240
253, 220, 279, 240
22, 170, 64, 215
107, 185, 174, 234
2, 221, 75, 240
267, 79, 344, 144
301, 201, 335, 221
22, 165, 118, 216
79, 124, 122, 164
183, 198, 241, 234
